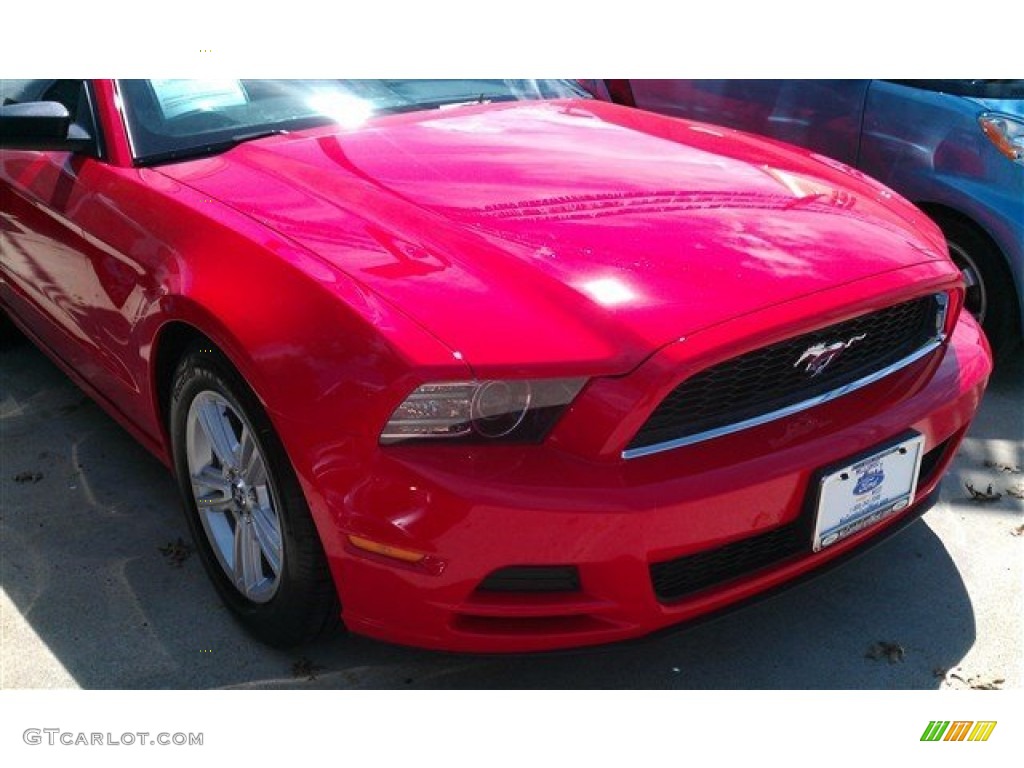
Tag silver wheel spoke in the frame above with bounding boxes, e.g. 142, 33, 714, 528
191, 466, 234, 510
196, 493, 235, 511
240, 428, 266, 486
196, 398, 238, 468
250, 501, 283, 576
191, 465, 232, 495
232, 520, 264, 596
237, 426, 256, 479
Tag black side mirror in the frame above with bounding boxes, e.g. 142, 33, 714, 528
0, 101, 94, 152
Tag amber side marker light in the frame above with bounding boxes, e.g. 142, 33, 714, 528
979, 113, 1024, 164
347, 535, 426, 564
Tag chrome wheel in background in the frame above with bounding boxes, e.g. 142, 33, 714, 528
933, 214, 1020, 359
948, 240, 988, 326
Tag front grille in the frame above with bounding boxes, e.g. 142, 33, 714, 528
626, 295, 942, 455
650, 438, 951, 602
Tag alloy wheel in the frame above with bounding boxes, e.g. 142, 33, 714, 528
185, 391, 283, 603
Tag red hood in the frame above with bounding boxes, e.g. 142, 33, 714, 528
158, 100, 950, 372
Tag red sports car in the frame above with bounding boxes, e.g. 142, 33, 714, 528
0, 79, 992, 652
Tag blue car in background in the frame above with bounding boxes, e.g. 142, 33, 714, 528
584, 80, 1024, 356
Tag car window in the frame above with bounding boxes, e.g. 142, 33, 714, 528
116, 79, 589, 165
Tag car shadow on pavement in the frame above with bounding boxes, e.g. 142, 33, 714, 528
3, 340, 1010, 689
944, 347, 1023, 506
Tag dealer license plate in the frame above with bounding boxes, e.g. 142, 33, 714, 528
812, 434, 925, 552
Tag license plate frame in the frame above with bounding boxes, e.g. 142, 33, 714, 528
812, 433, 925, 552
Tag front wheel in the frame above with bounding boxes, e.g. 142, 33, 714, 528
938, 217, 1020, 357
168, 344, 339, 647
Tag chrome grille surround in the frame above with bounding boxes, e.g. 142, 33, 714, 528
623, 294, 948, 460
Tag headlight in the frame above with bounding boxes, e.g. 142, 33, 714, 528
979, 113, 1024, 164
380, 378, 586, 444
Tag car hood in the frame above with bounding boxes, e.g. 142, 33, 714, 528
159, 100, 950, 372
968, 96, 1024, 118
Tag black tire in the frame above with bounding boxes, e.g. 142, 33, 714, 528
936, 216, 1020, 358
168, 342, 339, 647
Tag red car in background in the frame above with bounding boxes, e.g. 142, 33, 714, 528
0, 80, 992, 652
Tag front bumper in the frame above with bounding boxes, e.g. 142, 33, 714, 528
323, 314, 991, 653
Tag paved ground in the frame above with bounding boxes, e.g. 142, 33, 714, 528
1, 335, 1020, 689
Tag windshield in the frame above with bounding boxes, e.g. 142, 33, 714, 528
117, 79, 589, 164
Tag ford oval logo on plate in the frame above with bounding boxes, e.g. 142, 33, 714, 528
854, 463, 885, 495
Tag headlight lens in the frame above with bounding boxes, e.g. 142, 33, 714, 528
380, 378, 586, 444
979, 113, 1024, 164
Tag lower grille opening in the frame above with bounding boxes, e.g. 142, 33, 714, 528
650, 525, 805, 602
916, 437, 953, 490
651, 435, 955, 603
478, 565, 581, 593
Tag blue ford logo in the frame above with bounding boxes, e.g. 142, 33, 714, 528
854, 466, 885, 495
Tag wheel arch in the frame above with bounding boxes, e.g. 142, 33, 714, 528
152, 320, 211, 443
915, 202, 1002, 255
148, 306, 268, 456
915, 200, 1022, 348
